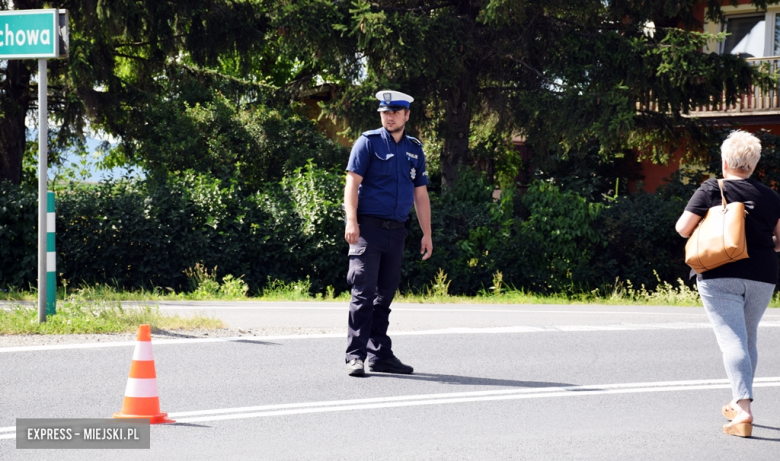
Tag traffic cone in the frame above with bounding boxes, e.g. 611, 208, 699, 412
113, 324, 175, 424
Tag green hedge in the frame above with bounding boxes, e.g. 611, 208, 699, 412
53, 166, 345, 294
0, 166, 698, 296
0, 182, 38, 287
8, 127, 780, 296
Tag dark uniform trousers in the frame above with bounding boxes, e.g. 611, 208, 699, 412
346, 221, 408, 362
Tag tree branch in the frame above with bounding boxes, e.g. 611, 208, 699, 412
114, 53, 152, 61
505, 55, 565, 90
177, 63, 277, 91
543, 14, 622, 32
115, 34, 186, 48
369, 1, 458, 14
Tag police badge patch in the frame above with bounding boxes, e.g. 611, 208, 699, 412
410, 167, 416, 180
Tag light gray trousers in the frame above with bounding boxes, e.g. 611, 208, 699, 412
697, 277, 775, 401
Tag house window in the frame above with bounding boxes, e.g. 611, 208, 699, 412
723, 16, 766, 57
717, 10, 780, 58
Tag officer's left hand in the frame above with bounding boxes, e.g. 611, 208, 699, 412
420, 235, 433, 260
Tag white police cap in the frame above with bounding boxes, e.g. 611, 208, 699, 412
375, 90, 414, 112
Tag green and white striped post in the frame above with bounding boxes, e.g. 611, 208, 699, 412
46, 191, 56, 315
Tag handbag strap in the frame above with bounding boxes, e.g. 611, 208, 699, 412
717, 179, 728, 209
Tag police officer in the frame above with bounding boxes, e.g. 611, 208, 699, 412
344, 90, 433, 377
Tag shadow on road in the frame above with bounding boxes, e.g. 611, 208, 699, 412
751, 424, 780, 441
151, 330, 281, 346
366, 372, 575, 388
230, 339, 281, 346
753, 424, 780, 432
749, 436, 780, 442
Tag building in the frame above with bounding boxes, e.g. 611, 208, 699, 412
636, 0, 780, 192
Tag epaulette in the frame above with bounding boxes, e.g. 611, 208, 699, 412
406, 135, 423, 147
362, 129, 382, 137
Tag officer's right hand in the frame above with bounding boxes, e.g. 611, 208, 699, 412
345, 221, 360, 244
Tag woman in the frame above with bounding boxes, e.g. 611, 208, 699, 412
676, 130, 780, 438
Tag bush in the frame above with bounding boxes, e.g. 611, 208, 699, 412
592, 191, 689, 290
0, 182, 37, 288
405, 174, 606, 295
57, 174, 247, 291
247, 162, 346, 293
515, 181, 606, 292
0, 164, 705, 297
51, 164, 347, 295
403, 169, 498, 295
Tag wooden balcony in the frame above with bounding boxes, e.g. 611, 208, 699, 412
687, 57, 780, 121
636, 57, 780, 123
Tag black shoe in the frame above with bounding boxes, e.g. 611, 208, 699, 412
346, 358, 365, 376
368, 356, 413, 374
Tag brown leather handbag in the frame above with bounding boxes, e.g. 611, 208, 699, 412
685, 179, 749, 274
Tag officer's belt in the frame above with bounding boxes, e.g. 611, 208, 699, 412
357, 215, 406, 230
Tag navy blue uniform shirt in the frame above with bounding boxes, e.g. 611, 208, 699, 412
346, 128, 428, 222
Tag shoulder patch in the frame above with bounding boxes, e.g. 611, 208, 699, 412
362, 129, 382, 137
406, 135, 422, 146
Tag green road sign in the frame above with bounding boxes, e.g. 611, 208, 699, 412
0, 9, 59, 59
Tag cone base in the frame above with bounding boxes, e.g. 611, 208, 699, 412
113, 411, 175, 425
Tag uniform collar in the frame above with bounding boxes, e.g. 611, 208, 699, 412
380, 127, 406, 144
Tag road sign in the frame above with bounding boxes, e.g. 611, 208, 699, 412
0, 9, 59, 59
0, 9, 69, 321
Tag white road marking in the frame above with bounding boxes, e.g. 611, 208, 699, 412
168, 377, 780, 418
3, 376, 775, 439
171, 381, 780, 424
392, 322, 718, 335
5, 301, 716, 316
2, 321, 780, 353
155, 305, 709, 316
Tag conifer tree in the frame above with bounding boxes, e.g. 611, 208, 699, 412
266, 0, 779, 184
2, 1, 778, 186
0, 0, 271, 184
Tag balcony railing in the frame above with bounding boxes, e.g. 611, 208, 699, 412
636, 57, 780, 117
687, 56, 780, 118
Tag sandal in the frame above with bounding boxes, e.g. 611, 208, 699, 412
723, 422, 752, 438
722, 404, 738, 420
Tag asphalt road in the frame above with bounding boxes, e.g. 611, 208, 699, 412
145, 301, 732, 330
2, 302, 780, 460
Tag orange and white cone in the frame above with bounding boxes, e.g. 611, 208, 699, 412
113, 324, 175, 424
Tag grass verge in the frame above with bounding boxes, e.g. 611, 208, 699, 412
0, 300, 224, 335
9, 271, 780, 307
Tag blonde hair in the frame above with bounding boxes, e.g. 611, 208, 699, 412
721, 130, 761, 173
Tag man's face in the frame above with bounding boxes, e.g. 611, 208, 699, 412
380, 109, 410, 133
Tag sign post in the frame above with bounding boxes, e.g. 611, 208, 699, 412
38, 57, 47, 322
0, 9, 68, 322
